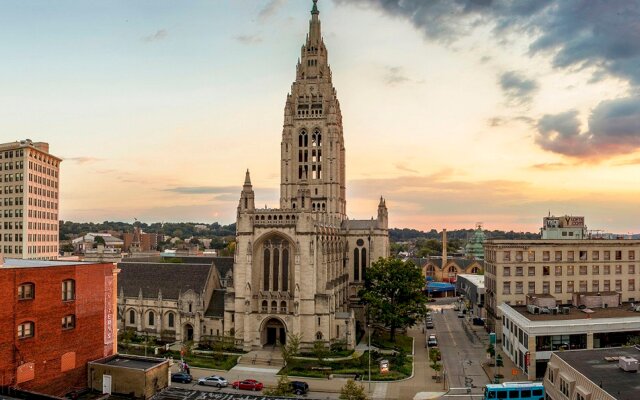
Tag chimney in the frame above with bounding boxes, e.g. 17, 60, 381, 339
442, 229, 448, 269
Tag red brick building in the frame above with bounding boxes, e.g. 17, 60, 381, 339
0, 258, 118, 397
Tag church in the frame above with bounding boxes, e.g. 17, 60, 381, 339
226, 0, 390, 351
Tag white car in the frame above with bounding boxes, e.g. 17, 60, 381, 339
198, 375, 228, 388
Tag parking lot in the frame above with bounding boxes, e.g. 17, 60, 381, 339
153, 387, 307, 400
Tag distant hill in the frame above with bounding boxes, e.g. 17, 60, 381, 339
389, 227, 540, 242
59, 220, 236, 241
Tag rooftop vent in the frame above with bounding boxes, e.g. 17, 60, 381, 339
619, 356, 638, 372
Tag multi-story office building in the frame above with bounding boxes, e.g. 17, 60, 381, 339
484, 217, 640, 335
0, 139, 60, 260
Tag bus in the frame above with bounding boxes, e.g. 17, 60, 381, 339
483, 382, 544, 400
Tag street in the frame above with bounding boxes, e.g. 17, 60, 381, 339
428, 302, 489, 398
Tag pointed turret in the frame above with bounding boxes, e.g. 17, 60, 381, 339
308, 0, 321, 46
377, 196, 388, 229
239, 169, 255, 212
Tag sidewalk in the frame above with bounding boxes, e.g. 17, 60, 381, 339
481, 348, 529, 383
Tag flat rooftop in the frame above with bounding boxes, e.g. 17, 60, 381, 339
555, 347, 640, 400
511, 304, 640, 321
1, 259, 95, 269
92, 355, 167, 370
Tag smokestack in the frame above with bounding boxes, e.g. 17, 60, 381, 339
442, 229, 448, 271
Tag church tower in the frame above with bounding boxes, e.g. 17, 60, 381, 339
280, 0, 346, 219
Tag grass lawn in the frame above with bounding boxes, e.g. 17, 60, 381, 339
282, 351, 412, 381
371, 331, 413, 354
118, 346, 238, 370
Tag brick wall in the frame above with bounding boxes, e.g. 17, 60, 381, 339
0, 262, 115, 397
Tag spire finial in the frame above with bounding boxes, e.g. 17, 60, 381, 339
244, 169, 252, 186
311, 0, 319, 15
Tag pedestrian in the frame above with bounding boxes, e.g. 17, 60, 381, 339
185, 365, 190, 375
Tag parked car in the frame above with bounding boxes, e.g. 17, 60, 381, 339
232, 379, 264, 391
457, 312, 465, 318
426, 321, 434, 329
171, 373, 193, 384
290, 381, 309, 395
472, 317, 485, 326
427, 334, 438, 347
198, 375, 228, 387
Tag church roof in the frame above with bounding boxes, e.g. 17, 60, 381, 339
117, 262, 213, 299
341, 219, 377, 231
204, 289, 226, 318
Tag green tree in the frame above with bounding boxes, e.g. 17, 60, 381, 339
93, 235, 106, 248
313, 340, 329, 362
281, 333, 302, 367
495, 354, 504, 378
263, 374, 293, 396
339, 379, 369, 400
359, 258, 428, 342
60, 243, 74, 253
486, 344, 495, 358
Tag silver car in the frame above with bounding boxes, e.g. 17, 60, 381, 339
198, 375, 228, 388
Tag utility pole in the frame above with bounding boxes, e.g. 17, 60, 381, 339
368, 324, 372, 393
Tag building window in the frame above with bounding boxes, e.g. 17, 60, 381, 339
631, 265, 636, 274
528, 251, 535, 262
567, 265, 574, 276
555, 281, 562, 293
604, 280, 610, 291
18, 321, 34, 339
560, 379, 569, 396
316, 332, 323, 340
555, 266, 562, 276
515, 282, 523, 294
616, 280, 622, 291
579, 280, 587, 292
543, 251, 550, 262
503, 267, 511, 277
168, 312, 175, 328
62, 315, 75, 330
604, 251, 611, 261
271, 300, 277, 313
616, 250, 622, 261
630, 251, 636, 261
592, 280, 599, 292
62, 279, 75, 301
543, 266, 550, 276
528, 266, 536, 276
592, 265, 599, 275
579, 265, 588, 275
543, 281, 550, 294
604, 265, 611, 274
502, 281, 511, 295
579, 251, 587, 261
262, 300, 268, 313
528, 282, 535, 294
516, 251, 523, 262
129, 310, 135, 324
630, 279, 635, 291
593, 251, 600, 261
616, 265, 622, 274
555, 251, 562, 261
515, 266, 523, 276
18, 283, 34, 300
503, 251, 511, 261
148, 311, 155, 326
567, 251, 575, 261
567, 281, 574, 293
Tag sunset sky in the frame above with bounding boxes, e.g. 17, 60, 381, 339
2, 0, 640, 232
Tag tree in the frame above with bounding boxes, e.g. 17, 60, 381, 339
486, 344, 495, 358
281, 332, 302, 367
495, 354, 504, 379
313, 340, 329, 362
60, 243, 74, 253
263, 374, 293, 397
93, 235, 106, 248
359, 258, 428, 342
339, 379, 369, 400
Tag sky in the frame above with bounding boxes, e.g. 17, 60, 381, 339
2, 0, 640, 233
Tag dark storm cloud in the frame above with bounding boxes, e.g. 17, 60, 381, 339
536, 97, 640, 158
334, 0, 640, 158
499, 71, 539, 105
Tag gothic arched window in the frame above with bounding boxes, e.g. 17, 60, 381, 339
361, 248, 367, 280
148, 311, 155, 326
282, 249, 289, 291
129, 310, 135, 324
299, 130, 308, 147
263, 248, 270, 291
353, 248, 360, 281
168, 312, 175, 328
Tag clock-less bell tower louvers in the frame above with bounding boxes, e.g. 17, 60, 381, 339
280, 0, 346, 220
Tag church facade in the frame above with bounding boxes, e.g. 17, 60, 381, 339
227, 1, 389, 351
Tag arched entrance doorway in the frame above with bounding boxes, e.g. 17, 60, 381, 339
261, 318, 286, 347
184, 324, 194, 342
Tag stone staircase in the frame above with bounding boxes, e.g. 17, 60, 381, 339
237, 348, 285, 367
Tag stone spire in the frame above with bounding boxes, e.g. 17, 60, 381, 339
377, 196, 388, 229
239, 169, 255, 211
308, 0, 321, 46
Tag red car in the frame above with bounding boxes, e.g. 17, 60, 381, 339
232, 379, 264, 391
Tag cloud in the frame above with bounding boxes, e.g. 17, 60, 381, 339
529, 162, 574, 171
258, 0, 286, 21
499, 71, 539, 105
64, 156, 103, 164
234, 34, 263, 45
384, 66, 411, 86
536, 96, 640, 158
164, 186, 238, 195
335, 0, 640, 158
394, 162, 418, 173
142, 29, 168, 43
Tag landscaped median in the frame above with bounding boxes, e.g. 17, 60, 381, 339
281, 334, 414, 381
118, 345, 240, 371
